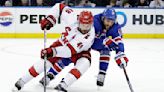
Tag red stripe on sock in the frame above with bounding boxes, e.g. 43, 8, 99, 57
100, 57, 110, 61
53, 63, 61, 72
29, 66, 39, 77
70, 69, 81, 79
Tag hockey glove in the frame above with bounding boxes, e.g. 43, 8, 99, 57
41, 47, 56, 59
40, 15, 56, 30
115, 52, 129, 69
103, 38, 118, 50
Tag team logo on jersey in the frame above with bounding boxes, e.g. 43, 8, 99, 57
77, 42, 83, 49
0, 12, 13, 27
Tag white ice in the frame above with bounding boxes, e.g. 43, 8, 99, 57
0, 39, 164, 92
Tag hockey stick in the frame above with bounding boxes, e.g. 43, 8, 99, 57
123, 66, 134, 92
43, 29, 47, 92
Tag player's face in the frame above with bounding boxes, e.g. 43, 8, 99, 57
103, 18, 114, 30
79, 23, 92, 34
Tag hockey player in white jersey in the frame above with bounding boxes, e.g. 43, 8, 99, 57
39, 8, 129, 91
13, 3, 95, 92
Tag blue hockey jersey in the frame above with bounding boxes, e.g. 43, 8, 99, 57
91, 13, 124, 53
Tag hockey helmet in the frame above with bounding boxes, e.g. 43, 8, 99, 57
78, 11, 93, 33
102, 8, 117, 21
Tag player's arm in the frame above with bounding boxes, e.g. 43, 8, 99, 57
40, 3, 66, 30
112, 28, 124, 52
41, 39, 93, 58
112, 28, 129, 69
41, 29, 95, 58
41, 43, 75, 58
93, 8, 128, 70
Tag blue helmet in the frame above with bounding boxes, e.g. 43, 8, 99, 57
102, 8, 117, 21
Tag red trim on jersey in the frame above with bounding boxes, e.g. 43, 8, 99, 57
115, 38, 122, 42
29, 66, 39, 77
48, 57, 61, 64
100, 57, 110, 61
62, 27, 71, 37
106, 39, 113, 45
82, 53, 91, 62
53, 63, 61, 72
71, 51, 91, 64
50, 40, 63, 48
62, 32, 68, 37
59, 3, 65, 13
63, 37, 69, 44
67, 43, 77, 56
47, 15, 56, 24
70, 68, 81, 79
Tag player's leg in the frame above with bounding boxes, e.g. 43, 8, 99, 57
97, 48, 110, 87
39, 58, 71, 86
14, 59, 53, 91
54, 51, 91, 92
13, 40, 64, 91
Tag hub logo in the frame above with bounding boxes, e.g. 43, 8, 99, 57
0, 12, 13, 26
116, 11, 127, 27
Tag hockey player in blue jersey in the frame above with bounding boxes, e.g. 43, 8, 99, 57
91, 8, 129, 87
38, 8, 129, 89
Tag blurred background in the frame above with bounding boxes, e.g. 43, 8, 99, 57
0, 0, 164, 8
0, 1, 164, 92
0, 0, 163, 39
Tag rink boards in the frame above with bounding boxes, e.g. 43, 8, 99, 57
0, 7, 164, 38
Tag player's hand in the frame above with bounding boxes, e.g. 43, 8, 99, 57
103, 38, 117, 50
115, 52, 129, 69
40, 15, 56, 30
41, 48, 56, 59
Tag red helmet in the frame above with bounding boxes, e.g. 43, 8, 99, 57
79, 11, 93, 24
78, 11, 93, 33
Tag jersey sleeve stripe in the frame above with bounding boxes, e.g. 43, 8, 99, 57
100, 57, 110, 61
115, 38, 122, 42
50, 40, 63, 48
114, 36, 123, 44
47, 15, 56, 25
59, 3, 65, 12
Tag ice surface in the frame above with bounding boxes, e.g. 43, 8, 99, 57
0, 39, 164, 92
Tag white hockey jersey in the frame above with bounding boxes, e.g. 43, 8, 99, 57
47, 3, 77, 26
55, 23, 95, 58
47, 3, 95, 58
